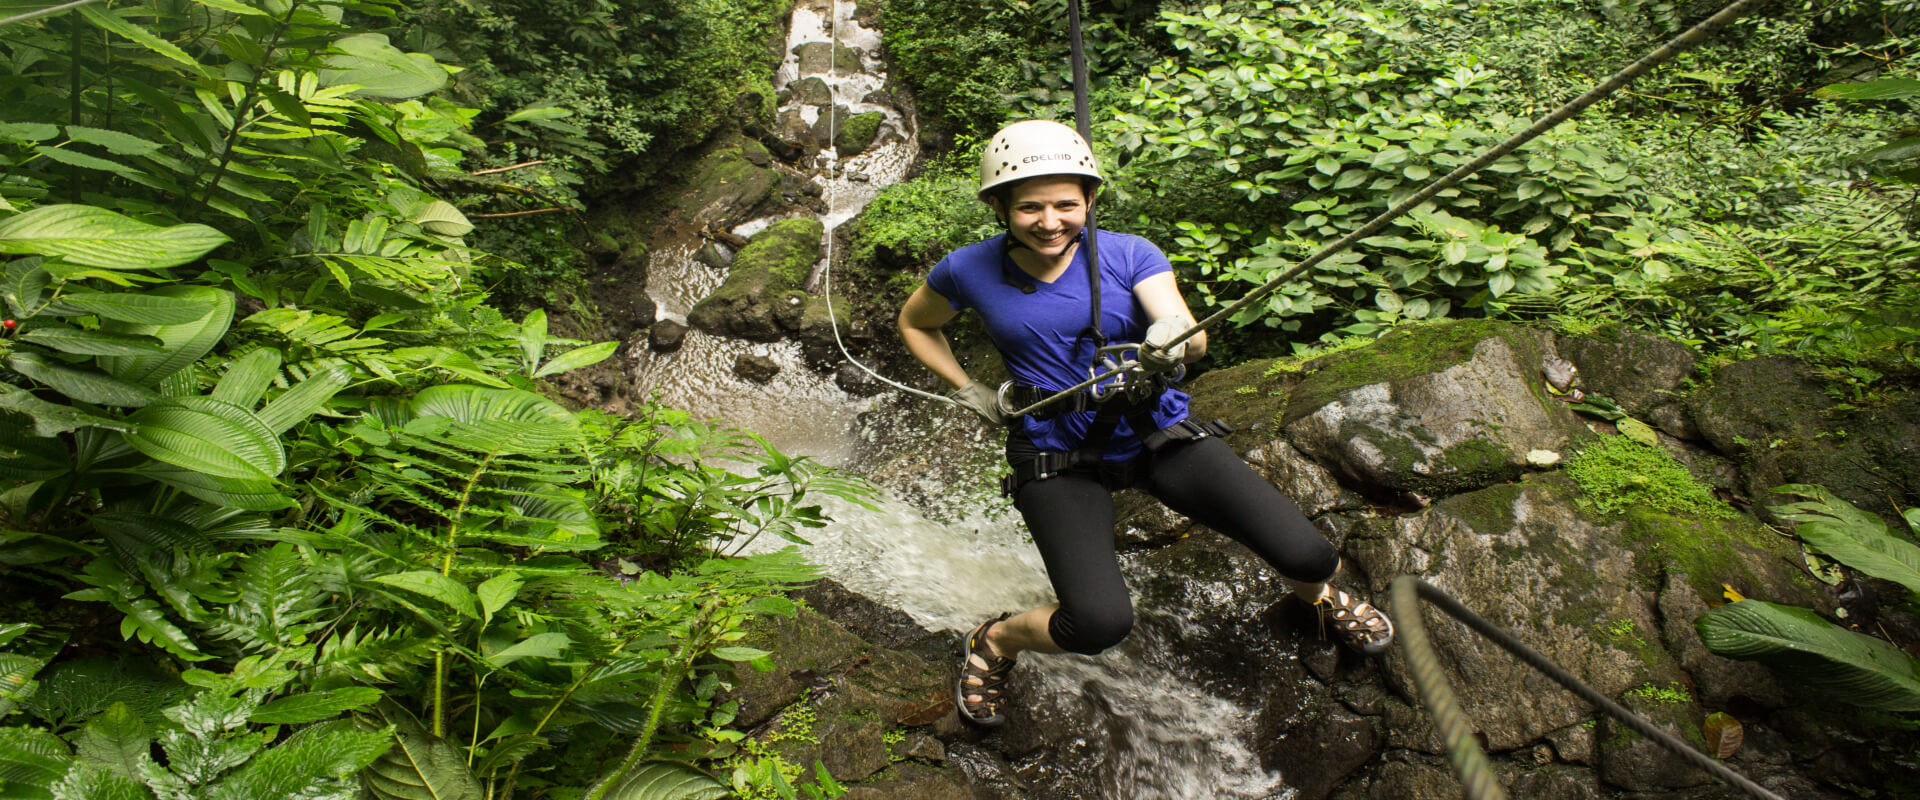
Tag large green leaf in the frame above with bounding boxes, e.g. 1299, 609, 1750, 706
0, 205, 227, 269
7, 351, 160, 407
249, 687, 384, 724
532, 341, 618, 379
73, 703, 148, 780
0, 725, 72, 800
319, 34, 449, 99
0, 385, 133, 436
256, 361, 353, 434
1772, 484, 1920, 595
100, 286, 235, 386
77, 5, 203, 72
136, 463, 293, 511
47, 290, 215, 325
1815, 77, 1920, 101
371, 571, 479, 620
599, 762, 729, 800
482, 632, 569, 668
364, 700, 483, 800
18, 326, 166, 356
211, 349, 282, 409
125, 396, 285, 481
409, 385, 579, 454
1697, 600, 1920, 712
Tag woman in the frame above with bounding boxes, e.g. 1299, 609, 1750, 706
897, 120, 1393, 727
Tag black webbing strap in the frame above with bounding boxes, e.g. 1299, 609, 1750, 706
999, 415, 1235, 497
1067, 0, 1105, 349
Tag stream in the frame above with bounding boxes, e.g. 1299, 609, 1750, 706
626, 1, 1297, 796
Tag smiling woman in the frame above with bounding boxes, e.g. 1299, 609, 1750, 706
895, 118, 1394, 728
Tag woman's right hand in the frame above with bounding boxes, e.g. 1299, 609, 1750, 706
951, 380, 1006, 426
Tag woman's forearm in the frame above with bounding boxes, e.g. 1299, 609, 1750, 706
899, 322, 972, 390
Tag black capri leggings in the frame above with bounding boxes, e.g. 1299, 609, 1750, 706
1010, 433, 1339, 655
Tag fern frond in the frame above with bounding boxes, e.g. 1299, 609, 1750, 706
315, 627, 438, 685
205, 544, 328, 653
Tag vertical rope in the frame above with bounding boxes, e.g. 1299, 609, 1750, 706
1068, 0, 1106, 347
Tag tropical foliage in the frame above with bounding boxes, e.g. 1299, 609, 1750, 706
1698, 485, 1920, 713
0, 1, 864, 796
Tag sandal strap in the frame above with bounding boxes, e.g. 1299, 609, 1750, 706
959, 615, 1016, 720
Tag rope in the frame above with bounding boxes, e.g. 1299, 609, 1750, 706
1007, 0, 1758, 419
816, 0, 957, 407
1390, 576, 1787, 800
1069, 0, 1107, 349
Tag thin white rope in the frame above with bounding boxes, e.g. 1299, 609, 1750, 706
817, 0, 956, 407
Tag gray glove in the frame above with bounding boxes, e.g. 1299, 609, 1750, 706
951, 380, 1006, 426
1141, 316, 1190, 373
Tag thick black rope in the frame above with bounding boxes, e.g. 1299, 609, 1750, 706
1069, 0, 1106, 348
1390, 576, 1787, 800
1009, 0, 1760, 418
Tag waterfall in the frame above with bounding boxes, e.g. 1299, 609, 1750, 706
628, 1, 1298, 796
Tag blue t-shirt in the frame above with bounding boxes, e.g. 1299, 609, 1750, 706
926, 230, 1191, 461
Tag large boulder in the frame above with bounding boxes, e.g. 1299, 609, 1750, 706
688, 217, 834, 341
1283, 321, 1590, 498
795, 40, 863, 75
1554, 323, 1697, 436
1690, 355, 1920, 522
835, 111, 885, 156
666, 134, 783, 228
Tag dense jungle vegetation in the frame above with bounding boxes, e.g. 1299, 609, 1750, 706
0, 0, 1916, 797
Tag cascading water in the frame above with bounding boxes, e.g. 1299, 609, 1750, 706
629, 1, 1300, 796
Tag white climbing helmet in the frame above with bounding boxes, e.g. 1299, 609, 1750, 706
977, 120, 1103, 202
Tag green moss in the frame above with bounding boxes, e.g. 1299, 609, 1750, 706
740, 218, 827, 289
672, 135, 780, 220
1565, 435, 1733, 519
1438, 481, 1526, 533
1284, 318, 1518, 425
1442, 437, 1516, 477
835, 111, 885, 155
1625, 682, 1693, 705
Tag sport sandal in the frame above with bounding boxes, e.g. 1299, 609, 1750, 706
1315, 586, 1395, 655
955, 613, 1016, 726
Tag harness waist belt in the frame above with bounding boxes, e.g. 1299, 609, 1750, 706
1000, 418, 1234, 497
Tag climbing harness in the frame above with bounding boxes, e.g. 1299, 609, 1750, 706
997, 386, 1232, 497
1006, 0, 1762, 420
1392, 576, 1787, 800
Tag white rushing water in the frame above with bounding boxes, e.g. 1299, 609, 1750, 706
630, 1, 1292, 796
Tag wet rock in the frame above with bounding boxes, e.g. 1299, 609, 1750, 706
834, 361, 888, 398
696, 240, 733, 268
1655, 570, 1788, 709
861, 89, 897, 110
1347, 477, 1683, 751
1242, 439, 1362, 518
775, 107, 821, 155
688, 217, 823, 341
839, 763, 974, 800
648, 318, 689, 352
836, 111, 885, 156
797, 294, 853, 366
1555, 324, 1696, 425
795, 40, 863, 76
1545, 721, 1597, 765
1284, 321, 1589, 498
1366, 760, 1461, 799
793, 578, 938, 653
900, 734, 945, 762
1263, 698, 1381, 800
1508, 765, 1602, 799
790, 75, 833, 105
665, 134, 782, 227
1596, 693, 1713, 791
734, 353, 781, 383
1691, 355, 1920, 522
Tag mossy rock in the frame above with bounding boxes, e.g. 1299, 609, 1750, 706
835, 111, 885, 156
1283, 321, 1589, 498
687, 217, 824, 340
1283, 318, 1523, 426
1182, 356, 1298, 451
667, 134, 782, 225
795, 40, 863, 75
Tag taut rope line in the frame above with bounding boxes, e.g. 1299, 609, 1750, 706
1007, 0, 1760, 418
1392, 577, 1788, 800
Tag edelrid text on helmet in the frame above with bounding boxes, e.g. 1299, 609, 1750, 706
978, 120, 1103, 202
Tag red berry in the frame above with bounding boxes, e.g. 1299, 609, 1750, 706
1, 320, 14, 330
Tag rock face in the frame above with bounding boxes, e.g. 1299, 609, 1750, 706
1284, 321, 1588, 497
737, 319, 1919, 799
665, 134, 784, 228
835, 110, 885, 156
687, 217, 845, 342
